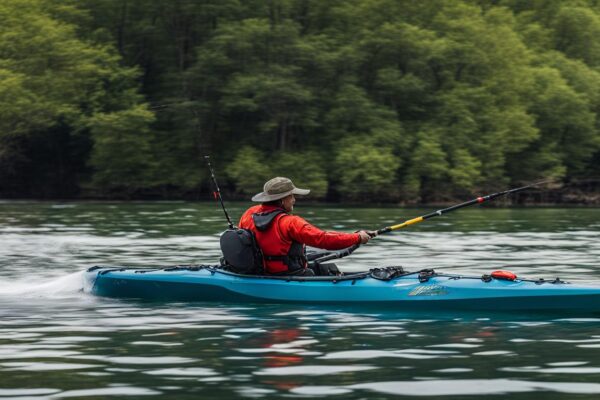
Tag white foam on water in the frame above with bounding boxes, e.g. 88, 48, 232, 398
0, 271, 84, 298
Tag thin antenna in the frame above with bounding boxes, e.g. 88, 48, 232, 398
204, 156, 235, 229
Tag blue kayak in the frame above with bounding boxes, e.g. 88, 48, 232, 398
84, 266, 600, 312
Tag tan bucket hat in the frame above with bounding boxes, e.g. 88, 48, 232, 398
251, 177, 310, 202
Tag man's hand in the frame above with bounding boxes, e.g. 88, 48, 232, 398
357, 230, 373, 244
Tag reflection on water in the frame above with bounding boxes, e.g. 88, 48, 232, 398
0, 202, 599, 399
1, 302, 600, 399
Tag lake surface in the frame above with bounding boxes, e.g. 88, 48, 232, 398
0, 202, 599, 399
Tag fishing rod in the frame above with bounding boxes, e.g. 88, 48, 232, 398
373, 180, 552, 236
321, 180, 552, 263
204, 156, 235, 229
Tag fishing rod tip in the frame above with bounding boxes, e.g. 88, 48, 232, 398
535, 178, 562, 188
544, 180, 564, 189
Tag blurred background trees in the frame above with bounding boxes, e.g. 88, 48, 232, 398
0, 0, 599, 202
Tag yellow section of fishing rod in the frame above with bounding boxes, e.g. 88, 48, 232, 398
389, 216, 424, 231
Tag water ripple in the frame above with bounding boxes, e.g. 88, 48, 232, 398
291, 379, 600, 396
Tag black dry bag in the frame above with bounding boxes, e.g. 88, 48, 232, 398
219, 228, 264, 274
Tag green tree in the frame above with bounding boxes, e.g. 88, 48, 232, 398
3, 0, 600, 201
226, 146, 273, 195
87, 105, 156, 194
271, 151, 328, 199
189, 16, 320, 154
334, 137, 401, 200
553, 6, 600, 66
0, 0, 152, 196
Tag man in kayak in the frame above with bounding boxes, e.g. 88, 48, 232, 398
239, 177, 372, 276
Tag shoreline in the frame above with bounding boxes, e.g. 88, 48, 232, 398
1, 180, 599, 206
1, 197, 599, 207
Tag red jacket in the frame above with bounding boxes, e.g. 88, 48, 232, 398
239, 204, 360, 274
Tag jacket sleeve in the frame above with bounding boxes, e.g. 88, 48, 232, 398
281, 215, 360, 250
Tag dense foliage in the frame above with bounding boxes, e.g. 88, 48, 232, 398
1, 0, 599, 201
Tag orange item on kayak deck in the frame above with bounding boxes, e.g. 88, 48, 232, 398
491, 270, 517, 281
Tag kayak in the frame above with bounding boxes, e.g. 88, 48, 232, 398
84, 266, 600, 312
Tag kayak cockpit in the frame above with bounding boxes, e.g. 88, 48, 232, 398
86, 265, 405, 282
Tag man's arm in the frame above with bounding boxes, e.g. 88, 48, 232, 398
282, 215, 362, 250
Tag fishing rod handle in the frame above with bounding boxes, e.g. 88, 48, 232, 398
376, 216, 423, 234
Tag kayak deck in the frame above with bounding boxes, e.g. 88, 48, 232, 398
83, 266, 600, 311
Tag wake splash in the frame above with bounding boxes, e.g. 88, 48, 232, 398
0, 270, 85, 298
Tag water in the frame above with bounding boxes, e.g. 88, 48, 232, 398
0, 201, 599, 399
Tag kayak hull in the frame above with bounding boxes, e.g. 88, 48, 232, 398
84, 267, 600, 312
